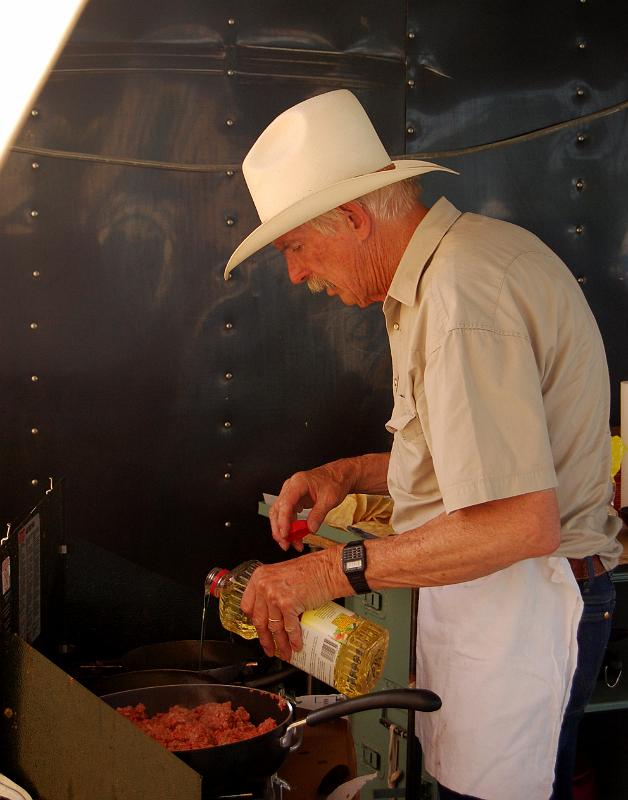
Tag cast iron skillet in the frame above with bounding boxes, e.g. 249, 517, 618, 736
101, 683, 441, 794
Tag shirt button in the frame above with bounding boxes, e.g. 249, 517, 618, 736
393, 322, 400, 331
393, 377, 399, 390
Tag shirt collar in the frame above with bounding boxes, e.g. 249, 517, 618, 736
386, 197, 462, 307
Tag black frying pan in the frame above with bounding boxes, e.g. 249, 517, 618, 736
80, 639, 294, 694
101, 683, 441, 793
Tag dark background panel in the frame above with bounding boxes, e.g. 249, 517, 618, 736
406, 0, 628, 149
1, 0, 627, 655
71, 0, 406, 55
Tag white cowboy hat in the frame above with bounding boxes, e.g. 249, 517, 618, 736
224, 89, 456, 278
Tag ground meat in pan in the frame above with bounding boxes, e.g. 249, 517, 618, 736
116, 700, 277, 751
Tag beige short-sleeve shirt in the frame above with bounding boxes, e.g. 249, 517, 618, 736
384, 197, 622, 569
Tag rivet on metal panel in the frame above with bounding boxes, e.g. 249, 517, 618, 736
30, 322, 38, 330
30, 109, 39, 118
226, 118, 235, 127
31, 161, 40, 170
575, 178, 585, 191
577, 39, 587, 50
227, 18, 236, 25
226, 217, 236, 226
225, 521, 232, 528
31, 375, 39, 382
227, 69, 235, 77
31, 427, 39, 435
32, 270, 41, 278
577, 276, 587, 284
407, 79, 415, 88
224, 421, 232, 428
575, 224, 584, 235
576, 133, 587, 144
30, 209, 39, 218
225, 372, 233, 380
226, 170, 235, 177
407, 31, 415, 39
225, 322, 233, 330
406, 126, 416, 136
31, 479, 39, 486
224, 472, 231, 479
576, 87, 585, 98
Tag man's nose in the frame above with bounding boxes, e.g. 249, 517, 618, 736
286, 258, 308, 285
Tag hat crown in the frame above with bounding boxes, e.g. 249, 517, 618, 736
243, 90, 391, 223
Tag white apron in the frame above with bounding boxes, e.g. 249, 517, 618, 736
415, 556, 583, 800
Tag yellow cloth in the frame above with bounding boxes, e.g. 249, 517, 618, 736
324, 493, 395, 537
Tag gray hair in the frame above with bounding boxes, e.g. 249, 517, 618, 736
307, 178, 421, 235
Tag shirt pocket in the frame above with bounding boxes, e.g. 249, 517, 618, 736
386, 395, 424, 444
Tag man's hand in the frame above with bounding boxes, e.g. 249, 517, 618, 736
269, 461, 355, 551
240, 549, 342, 659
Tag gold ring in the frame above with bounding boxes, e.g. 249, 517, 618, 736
267, 617, 281, 623
285, 627, 296, 632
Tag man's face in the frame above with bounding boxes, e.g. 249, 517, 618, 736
273, 220, 374, 308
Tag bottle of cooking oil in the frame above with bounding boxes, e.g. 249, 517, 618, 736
205, 560, 389, 697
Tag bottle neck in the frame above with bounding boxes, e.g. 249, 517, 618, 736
205, 567, 230, 597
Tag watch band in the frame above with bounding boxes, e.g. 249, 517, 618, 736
342, 540, 371, 595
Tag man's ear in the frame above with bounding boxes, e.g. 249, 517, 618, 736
337, 201, 372, 241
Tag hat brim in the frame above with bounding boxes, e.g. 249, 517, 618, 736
224, 159, 457, 278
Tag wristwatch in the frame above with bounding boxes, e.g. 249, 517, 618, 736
342, 540, 371, 595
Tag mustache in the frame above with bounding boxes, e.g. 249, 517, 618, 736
307, 276, 335, 294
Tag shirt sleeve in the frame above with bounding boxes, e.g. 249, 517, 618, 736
419, 326, 557, 513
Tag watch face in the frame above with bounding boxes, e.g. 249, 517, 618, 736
344, 544, 365, 573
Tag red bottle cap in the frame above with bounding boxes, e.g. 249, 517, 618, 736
286, 520, 310, 542
207, 568, 230, 597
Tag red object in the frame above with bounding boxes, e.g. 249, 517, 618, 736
207, 568, 229, 597
287, 520, 310, 542
116, 701, 277, 751
613, 471, 621, 512
572, 750, 597, 800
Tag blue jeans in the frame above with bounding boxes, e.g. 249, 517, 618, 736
437, 562, 616, 800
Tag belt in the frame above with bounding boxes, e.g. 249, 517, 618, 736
568, 554, 606, 582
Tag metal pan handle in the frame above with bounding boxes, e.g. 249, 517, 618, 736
304, 688, 441, 727
280, 688, 441, 750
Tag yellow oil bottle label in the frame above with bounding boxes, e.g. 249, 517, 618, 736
288, 601, 357, 687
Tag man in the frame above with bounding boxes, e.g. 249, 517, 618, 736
224, 90, 621, 799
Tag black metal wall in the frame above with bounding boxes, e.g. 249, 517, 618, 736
1, 1, 627, 647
